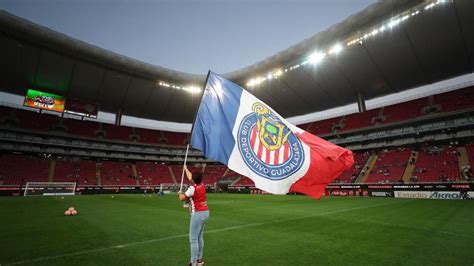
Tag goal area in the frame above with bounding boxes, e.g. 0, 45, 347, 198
23, 182, 77, 196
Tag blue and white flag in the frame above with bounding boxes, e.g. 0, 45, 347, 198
191, 72, 353, 199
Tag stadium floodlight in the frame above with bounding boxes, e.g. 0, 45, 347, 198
247, 79, 255, 87
243, 0, 451, 88
308, 51, 326, 65
184, 86, 201, 94
328, 44, 343, 55
247, 77, 265, 87
424, 3, 435, 10
388, 18, 401, 28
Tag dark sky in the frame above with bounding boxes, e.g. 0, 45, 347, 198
1, 0, 374, 75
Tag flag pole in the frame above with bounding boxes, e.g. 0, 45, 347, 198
179, 144, 190, 192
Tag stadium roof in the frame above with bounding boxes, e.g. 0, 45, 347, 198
0, 0, 473, 123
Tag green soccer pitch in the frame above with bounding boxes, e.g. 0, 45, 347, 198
0, 194, 473, 265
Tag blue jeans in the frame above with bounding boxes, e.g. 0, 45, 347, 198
189, 210, 209, 265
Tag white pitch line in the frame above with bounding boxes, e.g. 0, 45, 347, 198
6, 200, 412, 265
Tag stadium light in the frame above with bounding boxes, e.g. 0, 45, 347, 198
388, 18, 401, 28
329, 44, 343, 55
183, 86, 201, 94
308, 51, 326, 65
425, 3, 435, 10
247, 76, 266, 87
245, 0, 450, 88
158, 80, 202, 94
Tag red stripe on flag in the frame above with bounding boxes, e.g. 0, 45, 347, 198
250, 126, 256, 149
288, 132, 354, 199
284, 142, 289, 161
265, 149, 271, 164
274, 148, 280, 165
257, 142, 263, 160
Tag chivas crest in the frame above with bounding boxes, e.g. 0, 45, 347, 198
237, 102, 305, 180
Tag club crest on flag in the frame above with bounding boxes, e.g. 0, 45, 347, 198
237, 102, 305, 180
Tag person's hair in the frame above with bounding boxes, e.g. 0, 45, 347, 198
192, 172, 203, 184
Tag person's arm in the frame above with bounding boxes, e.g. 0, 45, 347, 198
184, 165, 193, 182
177, 165, 194, 201
178, 185, 195, 201
178, 191, 187, 201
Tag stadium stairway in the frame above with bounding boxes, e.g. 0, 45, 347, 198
168, 166, 178, 184
202, 163, 207, 174
222, 168, 230, 178
403, 151, 418, 183
356, 153, 378, 183
48, 160, 56, 182
230, 176, 241, 185
132, 164, 140, 186
96, 163, 102, 186
457, 147, 470, 173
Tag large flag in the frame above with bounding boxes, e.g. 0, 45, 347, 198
191, 72, 354, 199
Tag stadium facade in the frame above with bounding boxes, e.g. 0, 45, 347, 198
0, 0, 473, 198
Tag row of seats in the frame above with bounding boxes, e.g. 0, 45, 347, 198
467, 144, 474, 166
231, 144, 467, 186
100, 161, 136, 186
0, 154, 49, 185
366, 149, 411, 183
0, 154, 230, 186
135, 162, 174, 185
0, 106, 189, 146
334, 152, 370, 183
414, 147, 460, 182
54, 159, 97, 185
0, 145, 468, 187
299, 86, 474, 135
1, 87, 472, 148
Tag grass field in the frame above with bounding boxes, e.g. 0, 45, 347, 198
0, 194, 473, 265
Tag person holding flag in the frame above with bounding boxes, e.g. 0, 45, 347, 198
178, 165, 209, 266
190, 71, 354, 199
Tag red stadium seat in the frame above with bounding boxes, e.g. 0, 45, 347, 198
100, 161, 136, 186
365, 148, 411, 183
54, 159, 97, 186
413, 146, 460, 182
0, 154, 49, 185
135, 162, 174, 185
334, 152, 369, 183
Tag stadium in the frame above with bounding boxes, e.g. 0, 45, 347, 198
0, 0, 473, 265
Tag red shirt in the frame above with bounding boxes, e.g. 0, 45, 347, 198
185, 183, 209, 213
